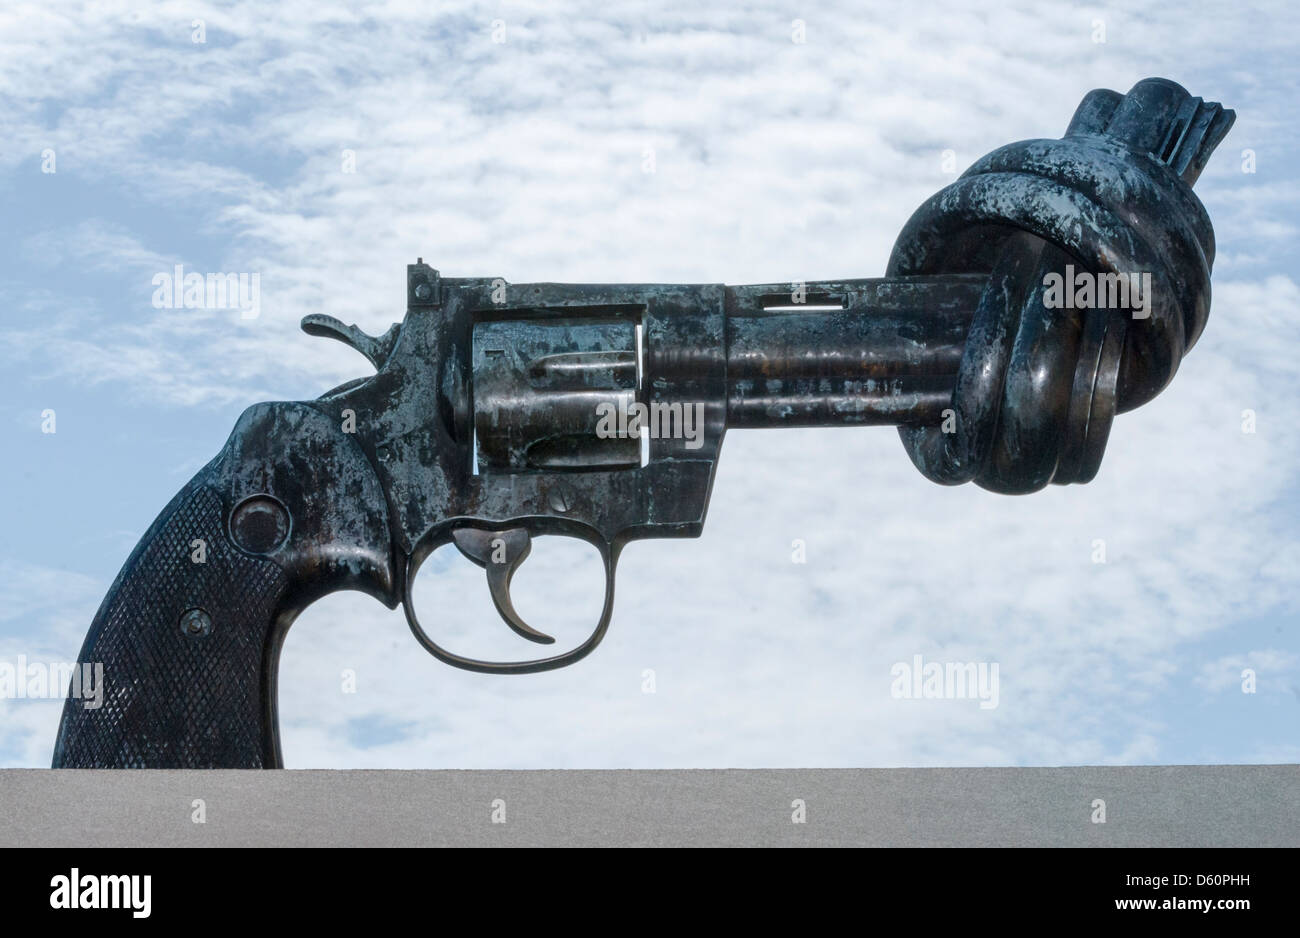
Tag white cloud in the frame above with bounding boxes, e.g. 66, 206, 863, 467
1, 0, 1297, 768
1195, 651, 1299, 694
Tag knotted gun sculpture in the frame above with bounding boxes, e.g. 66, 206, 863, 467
56, 78, 1233, 768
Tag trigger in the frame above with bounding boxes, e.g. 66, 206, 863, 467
451, 528, 555, 645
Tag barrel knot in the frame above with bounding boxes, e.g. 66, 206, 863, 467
887, 77, 1233, 492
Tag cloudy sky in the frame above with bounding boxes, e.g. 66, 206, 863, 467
1, 0, 1296, 768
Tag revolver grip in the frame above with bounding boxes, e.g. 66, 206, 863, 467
53, 401, 397, 768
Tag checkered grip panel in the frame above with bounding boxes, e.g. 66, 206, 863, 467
53, 484, 288, 768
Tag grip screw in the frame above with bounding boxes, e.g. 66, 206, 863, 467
230, 494, 290, 554
179, 608, 212, 637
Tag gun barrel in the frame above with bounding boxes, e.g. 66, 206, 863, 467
723, 276, 981, 429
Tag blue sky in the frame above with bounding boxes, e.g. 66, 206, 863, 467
1, 0, 1297, 768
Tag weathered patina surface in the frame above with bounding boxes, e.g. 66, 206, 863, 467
54, 78, 1233, 767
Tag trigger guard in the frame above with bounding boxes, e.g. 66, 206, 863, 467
402, 532, 621, 675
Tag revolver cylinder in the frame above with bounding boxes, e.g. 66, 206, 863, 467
472, 316, 641, 471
